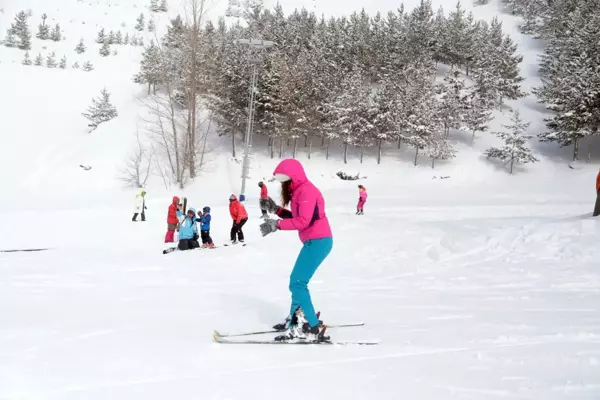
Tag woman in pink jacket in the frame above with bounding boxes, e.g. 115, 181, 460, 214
356, 184, 367, 215
259, 158, 332, 342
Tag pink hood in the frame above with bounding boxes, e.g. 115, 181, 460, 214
273, 159, 332, 243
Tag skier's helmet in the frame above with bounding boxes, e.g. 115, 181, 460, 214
229, 194, 237, 202
203, 206, 210, 213
258, 181, 264, 187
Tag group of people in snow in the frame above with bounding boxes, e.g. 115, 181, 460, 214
165, 197, 215, 250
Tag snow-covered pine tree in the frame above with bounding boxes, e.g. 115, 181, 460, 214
133, 40, 162, 94
150, 0, 160, 12
46, 52, 57, 68
435, 70, 468, 138
96, 28, 106, 44
12, 11, 32, 50
485, 109, 538, 173
36, 13, 49, 40
462, 92, 493, 146
445, 1, 470, 70
72, 61, 80, 69
82, 87, 118, 130
82, 61, 94, 71
108, 30, 115, 44
148, 18, 155, 32
4, 28, 17, 47
34, 53, 43, 66
159, 0, 168, 12
59, 55, 67, 69
496, 35, 525, 107
138, 37, 144, 46
75, 38, 86, 53
115, 30, 123, 44
50, 23, 61, 41
135, 13, 145, 31
131, 35, 139, 46
99, 40, 110, 56
425, 131, 456, 168
22, 51, 32, 65
124, 33, 130, 45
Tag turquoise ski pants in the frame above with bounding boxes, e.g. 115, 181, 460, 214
289, 237, 333, 328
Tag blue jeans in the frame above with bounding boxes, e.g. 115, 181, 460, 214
289, 237, 333, 327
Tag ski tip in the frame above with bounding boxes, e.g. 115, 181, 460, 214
213, 334, 221, 342
213, 330, 222, 337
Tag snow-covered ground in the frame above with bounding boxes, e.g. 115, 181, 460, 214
1, 0, 600, 399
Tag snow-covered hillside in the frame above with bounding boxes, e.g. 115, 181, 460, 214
1, 0, 600, 399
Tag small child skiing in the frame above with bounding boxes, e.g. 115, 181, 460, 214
356, 185, 367, 215
259, 181, 269, 218
229, 194, 248, 244
199, 206, 214, 248
178, 207, 200, 251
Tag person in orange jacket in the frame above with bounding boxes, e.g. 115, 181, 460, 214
165, 196, 181, 243
594, 169, 600, 217
229, 194, 248, 244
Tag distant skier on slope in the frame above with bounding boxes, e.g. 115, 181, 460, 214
199, 206, 214, 248
259, 158, 333, 342
356, 184, 367, 215
594, 169, 600, 217
229, 194, 248, 244
178, 207, 200, 250
132, 189, 147, 221
259, 181, 269, 218
165, 196, 180, 243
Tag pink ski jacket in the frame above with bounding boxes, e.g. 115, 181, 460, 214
359, 188, 368, 201
273, 159, 332, 243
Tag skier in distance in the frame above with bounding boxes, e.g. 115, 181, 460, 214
259, 158, 333, 342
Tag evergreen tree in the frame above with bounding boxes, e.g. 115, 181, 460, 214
12, 11, 32, 49
75, 38, 86, 53
59, 55, 67, 69
463, 92, 493, 145
36, 13, 50, 40
115, 30, 123, 44
72, 61, 80, 69
124, 33, 130, 45
131, 35, 139, 46
82, 88, 118, 130
159, 0, 168, 12
46, 52, 57, 68
50, 23, 62, 41
4, 28, 17, 47
135, 13, 145, 31
82, 61, 94, 71
496, 35, 526, 106
96, 28, 106, 44
435, 70, 468, 137
22, 51, 32, 65
150, 0, 160, 12
425, 132, 456, 168
485, 109, 538, 173
99, 41, 111, 56
138, 37, 145, 46
148, 18, 156, 32
108, 30, 115, 44
133, 40, 162, 94
34, 53, 43, 66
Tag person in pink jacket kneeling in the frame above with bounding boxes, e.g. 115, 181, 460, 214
259, 158, 332, 342
356, 184, 367, 215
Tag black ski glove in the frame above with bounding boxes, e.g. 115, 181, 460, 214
260, 197, 280, 214
260, 218, 279, 237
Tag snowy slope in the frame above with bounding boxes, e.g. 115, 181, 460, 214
1, 0, 600, 399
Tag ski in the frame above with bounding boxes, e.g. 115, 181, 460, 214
162, 246, 217, 254
213, 335, 378, 346
0, 248, 50, 253
222, 243, 246, 247
213, 322, 364, 338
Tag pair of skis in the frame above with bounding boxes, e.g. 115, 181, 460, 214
213, 321, 379, 345
163, 242, 246, 254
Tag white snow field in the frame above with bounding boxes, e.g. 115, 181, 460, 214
1, 0, 600, 399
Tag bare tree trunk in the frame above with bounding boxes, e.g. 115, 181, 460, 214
471, 129, 476, 146
431, 156, 435, 169
326, 138, 331, 160
198, 112, 211, 171
573, 138, 580, 161
360, 146, 364, 164
398, 137, 402, 149
413, 147, 419, 166
270, 138, 275, 159
321, 136, 325, 147
232, 132, 236, 158
147, 82, 151, 95
293, 137, 298, 159
343, 142, 348, 164
279, 138, 283, 158
587, 135, 592, 163
510, 152, 515, 174
377, 139, 382, 164
308, 138, 312, 160
304, 135, 308, 147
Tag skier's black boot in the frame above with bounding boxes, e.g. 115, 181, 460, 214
273, 311, 323, 331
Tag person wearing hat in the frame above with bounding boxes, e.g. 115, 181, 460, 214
178, 207, 200, 250
199, 206, 214, 248
258, 181, 269, 218
132, 189, 147, 221
165, 196, 181, 243
229, 194, 248, 244
356, 184, 368, 215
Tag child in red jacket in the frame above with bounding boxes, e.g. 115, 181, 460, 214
259, 181, 268, 218
165, 196, 181, 243
229, 194, 248, 244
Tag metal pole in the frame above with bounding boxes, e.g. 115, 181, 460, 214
240, 63, 258, 200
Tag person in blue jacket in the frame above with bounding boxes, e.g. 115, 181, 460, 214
178, 207, 200, 251
199, 206, 214, 248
